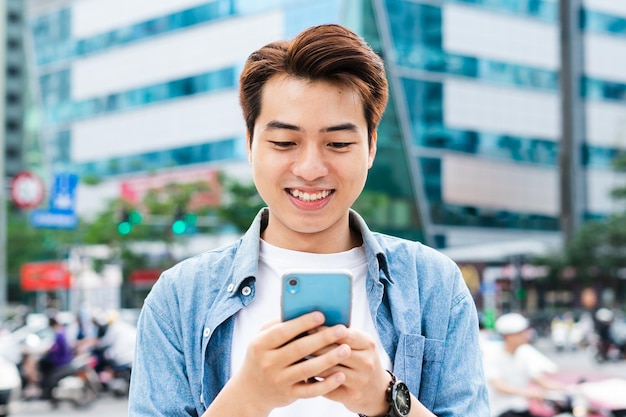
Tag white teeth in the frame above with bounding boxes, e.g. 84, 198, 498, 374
290, 189, 331, 202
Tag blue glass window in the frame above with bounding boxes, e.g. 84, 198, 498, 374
43, 67, 236, 125
32, 1, 235, 66
77, 138, 242, 177
583, 9, 626, 37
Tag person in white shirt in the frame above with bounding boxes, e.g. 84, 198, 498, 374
484, 313, 567, 417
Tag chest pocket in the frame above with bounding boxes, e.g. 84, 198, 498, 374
394, 333, 445, 410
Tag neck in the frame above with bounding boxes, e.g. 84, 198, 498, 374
260, 210, 362, 253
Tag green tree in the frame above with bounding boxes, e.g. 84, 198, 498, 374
6, 173, 265, 304
216, 174, 265, 233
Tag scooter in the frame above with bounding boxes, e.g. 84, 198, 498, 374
98, 363, 131, 398
0, 356, 20, 417
531, 378, 626, 417
50, 353, 101, 408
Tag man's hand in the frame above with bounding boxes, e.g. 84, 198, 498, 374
207, 311, 352, 417
321, 328, 392, 416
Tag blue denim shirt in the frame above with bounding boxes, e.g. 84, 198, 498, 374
129, 209, 490, 416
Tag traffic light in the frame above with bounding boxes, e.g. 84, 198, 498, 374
117, 210, 132, 235
172, 208, 187, 234
171, 208, 197, 235
117, 209, 142, 235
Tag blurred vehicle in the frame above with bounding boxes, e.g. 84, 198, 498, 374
529, 377, 626, 417
594, 309, 626, 363
0, 314, 54, 365
92, 309, 136, 397
49, 352, 101, 408
551, 312, 590, 352
0, 355, 20, 417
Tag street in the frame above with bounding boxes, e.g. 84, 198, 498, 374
10, 395, 128, 416
7, 338, 626, 416
536, 337, 626, 380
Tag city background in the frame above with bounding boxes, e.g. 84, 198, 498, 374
2, 0, 624, 323
1, 0, 626, 415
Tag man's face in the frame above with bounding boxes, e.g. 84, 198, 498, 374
247, 74, 376, 253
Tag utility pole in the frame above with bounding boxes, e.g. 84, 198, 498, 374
559, 0, 587, 246
0, 0, 8, 320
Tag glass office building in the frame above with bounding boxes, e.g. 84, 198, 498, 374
25, 0, 626, 250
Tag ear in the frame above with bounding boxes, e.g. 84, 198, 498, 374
246, 131, 252, 164
368, 132, 378, 169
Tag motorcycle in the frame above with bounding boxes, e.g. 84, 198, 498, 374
49, 353, 101, 408
0, 356, 20, 417
530, 378, 626, 417
21, 352, 102, 409
97, 363, 131, 398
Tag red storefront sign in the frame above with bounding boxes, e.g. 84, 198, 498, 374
20, 262, 72, 291
130, 268, 162, 288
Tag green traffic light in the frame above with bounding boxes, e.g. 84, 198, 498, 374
118, 221, 132, 235
172, 219, 187, 234
129, 210, 142, 224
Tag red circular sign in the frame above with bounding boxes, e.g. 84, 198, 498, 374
10, 171, 45, 209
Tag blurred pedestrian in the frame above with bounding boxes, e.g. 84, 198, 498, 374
129, 23, 489, 417
484, 313, 567, 417
93, 310, 136, 373
22, 316, 73, 399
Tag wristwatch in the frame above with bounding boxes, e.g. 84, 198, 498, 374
359, 370, 411, 417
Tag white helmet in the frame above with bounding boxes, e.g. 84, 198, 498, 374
495, 313, 529, 335
595, 308, 614, 323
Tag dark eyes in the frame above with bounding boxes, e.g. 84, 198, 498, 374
269, 141, 295, 148
269, 141, 352, 149
328, 142, 352, 149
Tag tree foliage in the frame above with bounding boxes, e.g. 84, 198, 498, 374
6, 173, 264, 303
539, 150, 626, 297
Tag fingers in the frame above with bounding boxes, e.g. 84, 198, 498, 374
287, 344, 351, 397
286, 325, 348, 363
292, 370, 347, 399
257, 312, 326, 350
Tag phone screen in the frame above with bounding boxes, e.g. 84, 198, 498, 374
281, 269, 352, 327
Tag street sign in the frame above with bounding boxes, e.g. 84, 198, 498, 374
49, 172, 78, 214
30, 210, 78, 229
29, 172, 79, 229
9, 171, 45, 210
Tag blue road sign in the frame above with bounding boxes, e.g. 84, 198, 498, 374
30, 210, 78, 229
49, 173, 78, 214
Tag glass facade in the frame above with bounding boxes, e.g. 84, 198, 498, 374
28, 0, 626, 246
41, 67, 236, 126
372, 0, 626, 246
31, 1, 235, 66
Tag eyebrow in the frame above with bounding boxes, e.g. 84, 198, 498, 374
264, 120, 358, 133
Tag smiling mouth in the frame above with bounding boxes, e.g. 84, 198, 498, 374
288, 189, 333, 202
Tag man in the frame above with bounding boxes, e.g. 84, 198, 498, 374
485, 313, 566, 417
129, 24, 488, 417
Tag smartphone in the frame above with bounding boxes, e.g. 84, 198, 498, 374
281, 269, 352, 327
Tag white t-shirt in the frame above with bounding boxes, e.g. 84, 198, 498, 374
231, 239, 392, 417
483, 343, 557, 417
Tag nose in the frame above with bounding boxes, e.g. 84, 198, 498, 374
291, 144, 329, 181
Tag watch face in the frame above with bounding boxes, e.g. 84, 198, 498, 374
393, 382, 411, 416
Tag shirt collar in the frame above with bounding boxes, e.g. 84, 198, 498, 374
227, 208, 392, 296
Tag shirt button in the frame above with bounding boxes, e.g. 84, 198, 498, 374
203, 327, 211, 337
227, 283, 234, 292
241, 286, 251, 296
